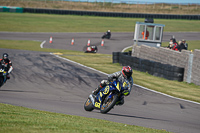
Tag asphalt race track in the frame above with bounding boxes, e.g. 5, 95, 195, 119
0, 32, 200, 133
1, 32, 200, 54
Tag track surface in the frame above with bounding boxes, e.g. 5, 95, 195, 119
1, 32, 200, 54
0, 32, 200, 133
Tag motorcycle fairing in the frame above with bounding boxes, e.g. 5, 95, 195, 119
94, 81, 122, 109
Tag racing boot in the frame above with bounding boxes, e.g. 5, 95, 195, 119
116, 98, 124, 106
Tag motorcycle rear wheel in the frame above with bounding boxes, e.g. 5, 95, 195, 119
84, 98, 94, 111
100, 94, 118, 114
0, 76, 4, 87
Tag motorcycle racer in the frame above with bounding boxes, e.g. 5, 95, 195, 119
0, 53, 13, 79
92, 66, 133, 105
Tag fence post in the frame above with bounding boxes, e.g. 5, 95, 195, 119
186, 53, 193, 83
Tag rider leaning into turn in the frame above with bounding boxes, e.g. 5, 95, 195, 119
92, 66, 133, 105
0, 53, 13, 79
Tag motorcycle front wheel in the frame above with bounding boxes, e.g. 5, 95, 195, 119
84, 97, 94, 111
100, 94, 118, 114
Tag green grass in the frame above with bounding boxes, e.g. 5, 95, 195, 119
0, 103, 170, 133
1, 39, 200, 104
0, 13, 200, 32
0, 13, 200, 132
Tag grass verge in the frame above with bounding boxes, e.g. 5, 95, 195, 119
0, 39, 200, 103
0, 13, 200, 32
1, 0, 200, 15
0, 103, 170, 133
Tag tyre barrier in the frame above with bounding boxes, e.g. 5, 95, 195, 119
23, 8, 200, 20
112, 52, 120, 63
112, 52, 184, 81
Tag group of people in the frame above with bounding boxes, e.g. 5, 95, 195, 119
167, 38, 188, 52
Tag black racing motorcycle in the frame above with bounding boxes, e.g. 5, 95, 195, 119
0, 65, 7, 87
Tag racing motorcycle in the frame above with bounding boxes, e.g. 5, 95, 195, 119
84, 79, 129, 114
0, 65, 7, 87
85, 46, 98, 53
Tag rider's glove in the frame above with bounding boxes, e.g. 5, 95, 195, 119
122, 89, 130, 96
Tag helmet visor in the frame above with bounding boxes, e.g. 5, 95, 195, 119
124, 71, 132, 79
3, 55, 8, 60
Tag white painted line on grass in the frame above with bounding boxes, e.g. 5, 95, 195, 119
50, 53, 200, 105
40, 40, 46, 48
122, 46, 133, 52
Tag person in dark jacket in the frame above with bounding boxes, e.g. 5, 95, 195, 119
176, 39, 187, 52
182, 39, 188, 50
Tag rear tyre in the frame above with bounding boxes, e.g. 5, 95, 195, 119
84, 98, 94, 111
0, 76, 4, 88
100, 94, 118, 114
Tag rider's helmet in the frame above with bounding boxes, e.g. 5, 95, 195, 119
122, 66, 132, 79
2, 53, 9, 61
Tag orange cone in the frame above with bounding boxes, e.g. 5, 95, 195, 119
71, 38, 74, 45
87, 39, 91, 46
49, 36, 53, 43
101, 40, 104, 46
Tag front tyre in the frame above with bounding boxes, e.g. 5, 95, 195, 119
100, 94, 118, 114
84, 98, 94, 111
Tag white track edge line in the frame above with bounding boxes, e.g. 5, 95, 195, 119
50, 52, 200, 105
40, 40, 46, 48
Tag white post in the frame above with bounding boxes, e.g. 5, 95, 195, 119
186, 53, 193, 83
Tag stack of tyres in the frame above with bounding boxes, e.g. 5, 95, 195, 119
119, 52, 127, 65
163, 64, 173, 80
112, 52, 120, 63
171, 66, 184, 81
149, 61, 155, 75
153, 62, 162, 77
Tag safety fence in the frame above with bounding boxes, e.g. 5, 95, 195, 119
112, 52, 184, 82
22, 8, 200, 20
0, 6, 199, 19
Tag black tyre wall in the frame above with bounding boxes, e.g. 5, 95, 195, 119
113, 52, 184, 82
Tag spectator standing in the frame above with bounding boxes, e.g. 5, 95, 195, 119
177, 39, 188, 52
167, 38, 178, 51
171, 38, 179, 51
167, 39, 174, 49
182, 39, 188, 50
